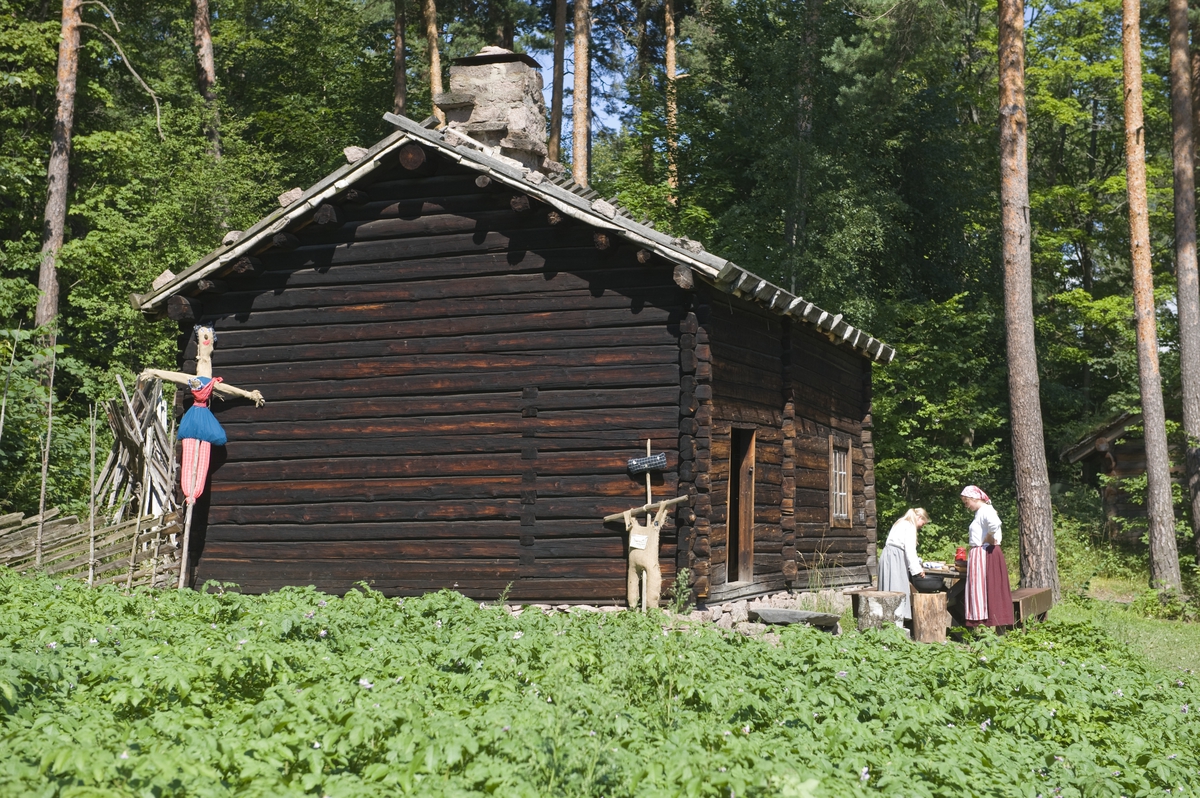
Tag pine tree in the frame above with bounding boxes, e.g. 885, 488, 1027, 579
1123, 0, 1182, 590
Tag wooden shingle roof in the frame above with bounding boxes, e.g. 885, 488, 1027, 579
132, 113, 896, 363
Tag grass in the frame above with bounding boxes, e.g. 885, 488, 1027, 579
1051, 596, 1200, 674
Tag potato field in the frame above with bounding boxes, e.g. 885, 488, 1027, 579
0, 572, 1196, 797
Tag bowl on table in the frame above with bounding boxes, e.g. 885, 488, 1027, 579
910, 575, 946, 593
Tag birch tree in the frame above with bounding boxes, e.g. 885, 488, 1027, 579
1123, 0, 1182, 590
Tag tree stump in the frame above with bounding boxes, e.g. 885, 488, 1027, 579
854, 590, 906, 632
911, 591, 949, 643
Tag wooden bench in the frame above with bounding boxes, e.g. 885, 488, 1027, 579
1012, 587, 1052, 625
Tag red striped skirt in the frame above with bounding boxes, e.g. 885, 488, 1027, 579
966, 544, 1014, 627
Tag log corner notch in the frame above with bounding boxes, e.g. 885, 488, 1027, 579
780, 316, 799, 583
167, 295, 201, 322
679, 302, 712, 600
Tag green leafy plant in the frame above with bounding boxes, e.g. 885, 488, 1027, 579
0, 570, 1196, 797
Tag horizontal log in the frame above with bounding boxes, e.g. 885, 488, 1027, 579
212, 472, 675, 505
205, 265, 679, 316
209, 498, 683, 526
211, 386, 679, 426
200, 536, 634, 561
206, 363, 680, 403
212, 344, 678, 385
205, 520, 626, 543
218, 406, 679, 442
206, 290, 683, 334
202, 306, 678, 353
223, 430, 683, 462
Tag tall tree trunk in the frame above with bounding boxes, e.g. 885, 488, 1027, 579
1193, 13, 1200, 156
193, 0, 221, 155
423, 0, 445, 125
999, 0, 1059, 600
1124, 0, 1182, 590
664, 0, 678, 204
36, 0, 81, 329
572, 0, 590, 186
635, 0, 651, 180
548, 0, 566, 162
394, 0, 407, 114
1169, 0, 1200, 553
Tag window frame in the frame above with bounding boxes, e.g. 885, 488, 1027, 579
828, 435, 852, 528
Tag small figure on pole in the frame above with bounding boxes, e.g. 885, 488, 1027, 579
138, 324, 265, 589
604, 439, 688, 610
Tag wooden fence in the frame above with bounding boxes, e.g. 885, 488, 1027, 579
0, 507, 184, 589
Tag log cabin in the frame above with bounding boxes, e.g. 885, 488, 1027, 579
131, 48, 896, 604
1061, 411, 1183, 541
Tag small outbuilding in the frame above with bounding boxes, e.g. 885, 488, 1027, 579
131, 49, 895, 604
1061, 411, 1182, 541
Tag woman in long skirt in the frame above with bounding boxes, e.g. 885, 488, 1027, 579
878, 507, 930, 620
960, 486, 1014, 628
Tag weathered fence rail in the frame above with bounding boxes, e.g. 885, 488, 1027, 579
0, 508, 183, 589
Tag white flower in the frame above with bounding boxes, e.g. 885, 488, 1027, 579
238, 639, 248, 645
313, 742, 321, 749
319, 630, 327, 638
980, 656, 988, 662
742, 725, 750, 734
723, 730, 731, 736
547, 697, 552, 703
435, 620, 442, 628
47, 642, 56, 650
119, 751, 129, 759
359, 678, 374, 689
318, 600, 327, 607
513, 631, 524, 639
88, 638, 97, 644
980, 719, 991, 732
860, 766, 870, 782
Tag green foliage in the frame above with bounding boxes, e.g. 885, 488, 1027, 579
870, 295, 1008, 541
1129, 590, 1199, 623
0, 573, 1198, 796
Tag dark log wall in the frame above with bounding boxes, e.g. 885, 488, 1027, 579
788, 323, 875, 587
698, 288, 875, 600
178, 150, 685, 601
704, 291, 787, 600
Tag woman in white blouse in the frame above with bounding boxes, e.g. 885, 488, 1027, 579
961, 485, 1014, 628
878, 507, 930, 620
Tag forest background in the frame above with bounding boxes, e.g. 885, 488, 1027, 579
1, 0, 1197, 591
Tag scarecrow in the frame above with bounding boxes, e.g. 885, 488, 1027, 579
139, 324, 265, 588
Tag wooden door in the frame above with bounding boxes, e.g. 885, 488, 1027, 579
727, 428, 756, 583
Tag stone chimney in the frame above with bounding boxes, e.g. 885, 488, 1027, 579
435, 46, 558, 172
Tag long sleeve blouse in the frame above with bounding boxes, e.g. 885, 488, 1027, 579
884, 519, 923, 576
968, 503, 1002, 547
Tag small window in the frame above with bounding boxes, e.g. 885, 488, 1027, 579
829, 436, 851, 528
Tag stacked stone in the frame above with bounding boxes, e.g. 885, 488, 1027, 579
780, 319, 799, 583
